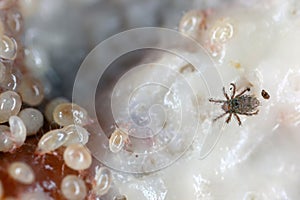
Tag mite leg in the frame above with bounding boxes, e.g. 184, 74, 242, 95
236, 87, 251, 97
209, 98, 227, 103
223, 87, 230, 100
225, 113, 232, 123
230, 83, 236, 98
243, 110, 259, 116
213, 112, 228, 122
234, 113, 242, 126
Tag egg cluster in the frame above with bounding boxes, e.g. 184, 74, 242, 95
0, 1, 122, 199
179, 9, 235, 61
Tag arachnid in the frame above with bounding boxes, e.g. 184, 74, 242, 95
209, 83, 260, 126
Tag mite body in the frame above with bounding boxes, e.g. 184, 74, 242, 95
209, 83, 260, 126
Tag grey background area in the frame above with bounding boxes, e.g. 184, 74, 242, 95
22, 0, 231, 98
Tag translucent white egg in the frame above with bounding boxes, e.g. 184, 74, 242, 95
8, 162, 35, 184
18, 108, 43, 136
0, 125, 14, 152
179, 10, 206, 36
109, 128, 128, 153
37, 129, 68, 154
210, 18, 234, 44
0, 73, 19, 91
63, 143, 92, 171
0, 91, 22, 123
6, 10, 22, 34
18, 75, 44, 106
62, 124, 89, 146
0, 35, 17, 60
92, 166, 112, 196
44, 97, 69, 122
53, 103, 89, 127
61, 175, 87, 200
8, 116, 26, 147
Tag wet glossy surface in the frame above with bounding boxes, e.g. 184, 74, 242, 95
0, 136, 92, 198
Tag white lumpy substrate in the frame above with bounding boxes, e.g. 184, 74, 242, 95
110, 1, 300, 199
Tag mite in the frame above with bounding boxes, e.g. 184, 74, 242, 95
209, 83, 260, 126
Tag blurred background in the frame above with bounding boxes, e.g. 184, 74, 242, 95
21, 0, 228, 98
